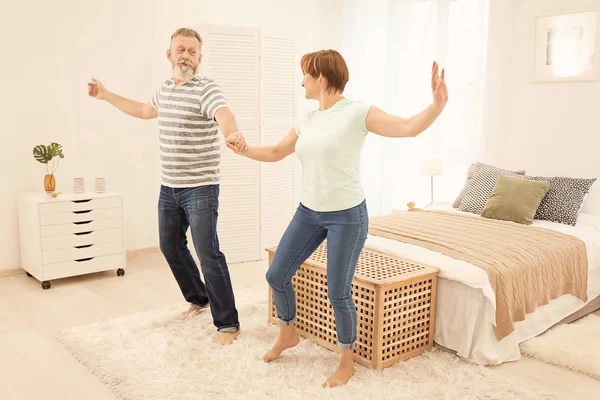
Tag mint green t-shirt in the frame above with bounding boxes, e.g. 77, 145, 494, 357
294, 98, 372, 212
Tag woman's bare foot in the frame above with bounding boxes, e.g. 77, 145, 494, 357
323, 350, 355, 388
215, 329, 240, 346
263, 324, 299, 362
178, 303, 209, 318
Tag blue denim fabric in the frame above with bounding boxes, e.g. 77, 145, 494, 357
158, 184, 239, 332
266, 200, 368, 349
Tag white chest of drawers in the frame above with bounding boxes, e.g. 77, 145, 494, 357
18, 192, 126, 289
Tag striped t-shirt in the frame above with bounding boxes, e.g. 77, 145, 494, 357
150, 76, 228, 188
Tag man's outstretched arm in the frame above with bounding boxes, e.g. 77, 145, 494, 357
87, 77, 157, 120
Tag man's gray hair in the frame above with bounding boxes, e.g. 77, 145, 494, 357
170, 28, 203, 49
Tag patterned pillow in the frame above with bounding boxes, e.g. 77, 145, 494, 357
458, 162, 538, 215
531, 176, 597, 226
452, 163, 525, 208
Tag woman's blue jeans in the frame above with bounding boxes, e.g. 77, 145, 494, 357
266, 200, 368, 350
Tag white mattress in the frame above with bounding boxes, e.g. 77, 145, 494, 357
364, 205, 600, 365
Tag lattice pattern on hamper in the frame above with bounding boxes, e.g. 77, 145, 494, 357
381, 279, 434, 364
310, 242, 429, 284
267, 242, 439, 369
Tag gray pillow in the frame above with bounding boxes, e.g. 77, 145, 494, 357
531, 176, 597, 226
453, 163, 525, 208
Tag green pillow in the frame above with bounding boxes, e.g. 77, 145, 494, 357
481, 174, 549, 225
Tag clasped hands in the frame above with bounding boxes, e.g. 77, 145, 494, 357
225, 132, 248, 155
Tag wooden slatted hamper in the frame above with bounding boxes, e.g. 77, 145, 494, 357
266, 243, 439, 369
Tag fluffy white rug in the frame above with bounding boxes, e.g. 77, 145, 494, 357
521, 313, 600, 380
55, 289, 556, 400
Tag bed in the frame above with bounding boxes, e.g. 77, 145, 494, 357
362, 163, 600, 366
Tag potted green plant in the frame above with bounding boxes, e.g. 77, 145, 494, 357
33, 142, 64, 193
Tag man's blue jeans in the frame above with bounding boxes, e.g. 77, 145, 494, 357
158, 184, 239, 332
266, 200, 368, 350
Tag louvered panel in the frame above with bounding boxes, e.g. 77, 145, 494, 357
217, 126, 260, 263
193, 25, 261, 263
203, 31, 259, 124
260, 162, 295, 249
261, 36, 295, 122
260, 129, 296, 250
260, 35, 296, 256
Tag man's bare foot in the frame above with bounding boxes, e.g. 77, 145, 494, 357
178, 303, 209, 318
263, 332, 300, 362
323, 349, 355, 388
215, 329, 240, 346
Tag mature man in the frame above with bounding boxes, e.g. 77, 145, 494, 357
87, 27, 247, 345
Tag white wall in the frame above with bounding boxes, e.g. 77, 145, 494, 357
482, 0, 600, 213
0, 0, 344, 272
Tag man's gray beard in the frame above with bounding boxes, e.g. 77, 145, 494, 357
173, 64, 196, 82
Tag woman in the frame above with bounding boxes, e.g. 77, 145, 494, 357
226, 50, 448, 387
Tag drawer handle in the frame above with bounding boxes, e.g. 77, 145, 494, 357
73, 199, 92, 203
75, 244, 93, 249
75, 231, 93, 236
74, 210, 92, 214
75, 257, 94, 262
74, 221, 92, 225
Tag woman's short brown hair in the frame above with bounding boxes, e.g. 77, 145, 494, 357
300, 50, 349, 94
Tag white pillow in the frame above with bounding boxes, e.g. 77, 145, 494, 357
581, 180, 600, 215
576, 213, 600, 230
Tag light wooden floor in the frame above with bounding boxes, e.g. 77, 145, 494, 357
1, 250, 598, 400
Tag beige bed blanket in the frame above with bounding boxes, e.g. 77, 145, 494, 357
368, 209, 588, 340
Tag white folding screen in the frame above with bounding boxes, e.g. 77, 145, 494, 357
259, 34, 296, 255
194, 24, 296, 263
194, 25, 262, 263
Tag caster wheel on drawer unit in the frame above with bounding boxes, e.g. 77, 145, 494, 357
117, 268, 125, 277
26, 272, 33, 278
42, 281, 51, 290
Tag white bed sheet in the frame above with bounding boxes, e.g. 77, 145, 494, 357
364, 205, 600, 365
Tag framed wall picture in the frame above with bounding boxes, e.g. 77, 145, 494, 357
532, 9, 599, 83
73, 178, 85, 193
95, 177, 106, 193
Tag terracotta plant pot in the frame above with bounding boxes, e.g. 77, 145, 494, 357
44, 174, 56, 193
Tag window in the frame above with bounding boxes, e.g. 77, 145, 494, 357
343, 0, 490, 214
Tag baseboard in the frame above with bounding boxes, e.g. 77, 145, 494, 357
0, 268, 21, 278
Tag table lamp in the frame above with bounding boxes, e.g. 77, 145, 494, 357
420, 154, 444, 205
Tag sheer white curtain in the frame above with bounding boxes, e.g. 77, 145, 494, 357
343, 0, 489, 216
